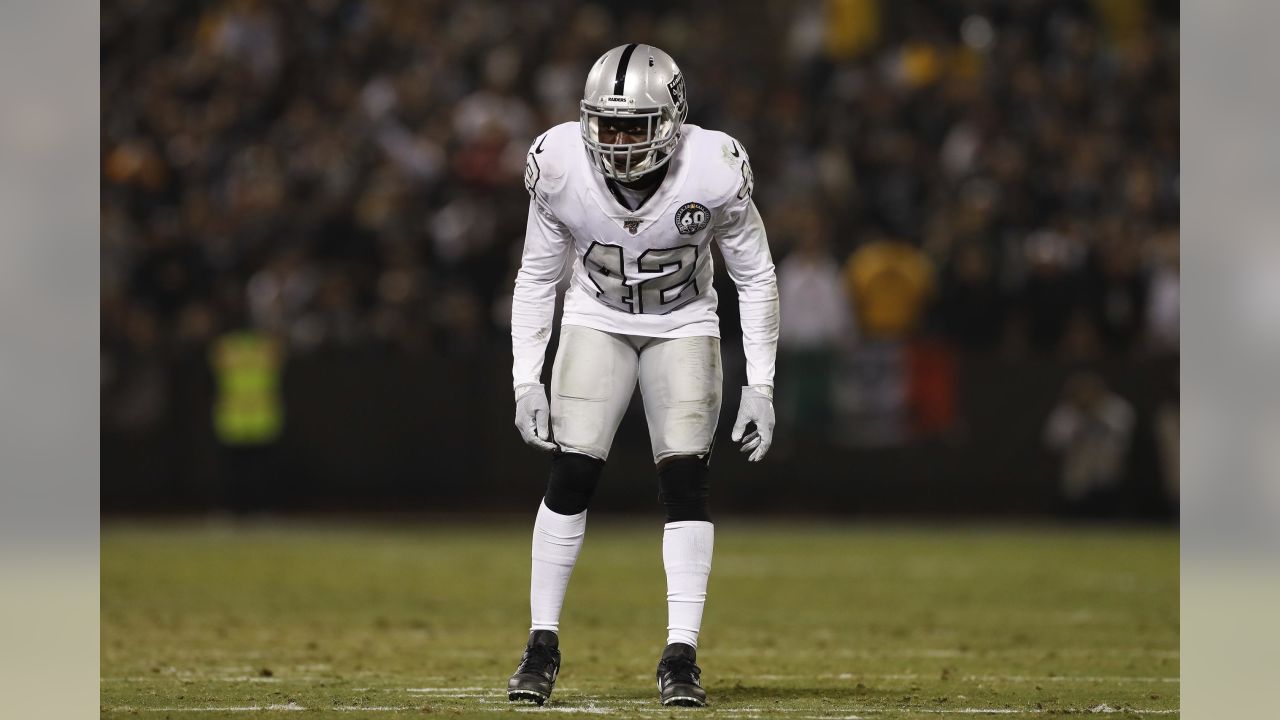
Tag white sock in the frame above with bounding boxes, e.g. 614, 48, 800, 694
663, 520, 714, 648
529, 501, 587, 634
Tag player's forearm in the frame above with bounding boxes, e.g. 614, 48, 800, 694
511, 335, 552, 388
738, 286, 779, 389
716, 198, 778, 388
510, 273, 558, 388
512, 198, 572, 388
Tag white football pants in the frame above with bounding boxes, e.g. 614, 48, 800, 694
549, 324, 722, 462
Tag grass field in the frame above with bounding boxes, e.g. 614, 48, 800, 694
101, 520, 1178, 719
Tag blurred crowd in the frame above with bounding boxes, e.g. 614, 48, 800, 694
102, 0, 1179, 433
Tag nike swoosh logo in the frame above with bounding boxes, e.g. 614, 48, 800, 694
730, 142, 740, 158
535, 136, 547, 154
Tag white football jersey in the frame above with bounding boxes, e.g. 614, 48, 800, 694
512, 122, 779, 390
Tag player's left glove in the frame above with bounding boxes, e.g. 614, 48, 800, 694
730, 385, 775, 462
514, 383, 557, 453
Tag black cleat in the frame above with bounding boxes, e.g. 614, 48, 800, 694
656, 642, 707, 707
507, 630, 561, 705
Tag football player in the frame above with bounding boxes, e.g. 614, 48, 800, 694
507, 43, 778, 707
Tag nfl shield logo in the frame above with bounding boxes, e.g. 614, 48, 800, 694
623, 219, 642, 235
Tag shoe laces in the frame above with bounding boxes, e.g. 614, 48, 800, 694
658, 655, 701, 684
521, 643, 558, 672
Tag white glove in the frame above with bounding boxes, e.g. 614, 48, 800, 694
514, 383, 557, 452
731, 385, 775, 462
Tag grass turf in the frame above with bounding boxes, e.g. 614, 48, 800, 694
101, 520, 1178, 718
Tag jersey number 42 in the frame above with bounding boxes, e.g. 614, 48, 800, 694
584, 242, 700, 315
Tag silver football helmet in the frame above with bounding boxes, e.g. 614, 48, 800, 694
580, 44, 688, 182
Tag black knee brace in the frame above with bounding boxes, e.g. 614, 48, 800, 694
543, 451, 604, 515
657, 455, 711, 523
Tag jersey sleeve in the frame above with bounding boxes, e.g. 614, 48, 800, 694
714, 185, 779, 390
511, 136, 574, 389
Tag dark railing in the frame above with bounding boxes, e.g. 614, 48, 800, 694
102, 346, 1177, 519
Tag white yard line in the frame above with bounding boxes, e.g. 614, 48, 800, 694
404, 686, 494, 692
717, 648, 1179, 660
104, 674, 1179, 686
806, 710, 1180, 716
789, 705, 1181, 716
509, 702, 614, 707
102, 676, 294, 683
308, 706, 418, 712
117, 703, 308, 712
963, 674, 1178, 684
735, 672, 1179, 684
104, 680, 1179, 716
105, 704, 1181, 715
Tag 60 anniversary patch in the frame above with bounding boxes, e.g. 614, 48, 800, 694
674, 202, 710, 235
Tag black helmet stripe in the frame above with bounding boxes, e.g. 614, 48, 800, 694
613, 43, 639, 95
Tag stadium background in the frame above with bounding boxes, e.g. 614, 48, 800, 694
99, 2, 1180, 717
100, 0, 1179, 519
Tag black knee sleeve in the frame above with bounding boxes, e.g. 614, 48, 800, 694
657, 456, 711, 523
543, 451, 604, 515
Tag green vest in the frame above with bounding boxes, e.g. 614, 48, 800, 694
211, 331, 284, 445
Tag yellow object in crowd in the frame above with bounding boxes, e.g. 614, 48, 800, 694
1092, 0, 1148, 47
899, 43, 942, 88
825, 0, 880, 60
210, 331, 285, 446
844, 240, 936, 340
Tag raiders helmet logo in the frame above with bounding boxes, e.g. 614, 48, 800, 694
667, 73, 687, 115
674, 202, 710, 235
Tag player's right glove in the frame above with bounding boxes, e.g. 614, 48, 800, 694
514, 383, 557, 452
731, 385, 775, 462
